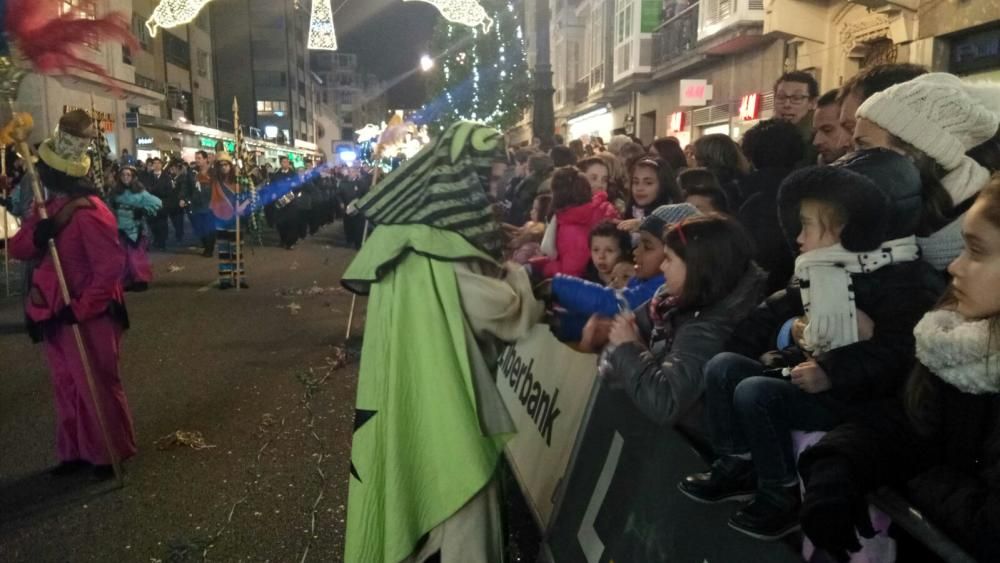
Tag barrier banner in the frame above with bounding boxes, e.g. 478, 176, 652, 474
497, 325, 599, 529
543, 380, 803, 563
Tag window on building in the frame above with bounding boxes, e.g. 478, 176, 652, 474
164, 32, 191, 70
257, 100, 289, 115
198, 98, 216, 126
588, 2, 605, 91
132, 13, 152, 51
614, 0, 635, 74
122, 44, 133, 65
196, 12, 209, 31
255, 71, 288, 88
62, 0, 98, 49
197, 49, 209, 77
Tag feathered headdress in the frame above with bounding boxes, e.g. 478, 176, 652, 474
1, 0, 138, 97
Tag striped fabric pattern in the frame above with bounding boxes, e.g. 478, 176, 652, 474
355, 121, 505, 259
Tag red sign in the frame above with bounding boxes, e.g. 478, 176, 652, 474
739, 94, 761, 121
669, 112, 686, 132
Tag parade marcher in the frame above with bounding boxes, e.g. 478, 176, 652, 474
187, 150, 216, 257
337, 165, 368, 249
341, 121, 543, 563
166, 158, 189, 244
8, 109, 137, 480
143, 157, 173, 250
269, 157, 303, 249
209, 152, 251, 289
110, 165, 161, 292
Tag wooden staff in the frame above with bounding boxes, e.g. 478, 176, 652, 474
232, 97, 243, 292
2, 142, 9, 297
7, 111, 122, 485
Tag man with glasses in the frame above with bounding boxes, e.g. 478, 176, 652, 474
773, 71, 820, 166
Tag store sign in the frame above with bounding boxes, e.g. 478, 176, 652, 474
739, 93, 761, 121
669, 112, 686, 132
62, 105, 114, 133
951, 27, 1000, 75
200, 137, 235, 153
137, 136, 154, 146
679, 80, 710, 107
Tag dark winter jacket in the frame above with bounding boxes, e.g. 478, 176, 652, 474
726, 260, 945, 417
504, 173, 544, 227
736, 167, 796, 295
551, 273, 665, 342
144, 171, 177, 211
799, 375, 1000, 561
605, 264, 767, 428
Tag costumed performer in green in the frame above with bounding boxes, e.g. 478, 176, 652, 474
341, 121, 544, 563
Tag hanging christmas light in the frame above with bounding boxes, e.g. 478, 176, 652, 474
403, 0, 493, 33
145, 0, 216, 37
308, 0, 338, 51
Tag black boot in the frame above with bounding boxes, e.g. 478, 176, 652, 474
678, 456, 756, 504
50, 460, 90, 477
728, 484, 801, 541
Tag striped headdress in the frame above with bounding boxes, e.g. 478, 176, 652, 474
356, 121, 505, 259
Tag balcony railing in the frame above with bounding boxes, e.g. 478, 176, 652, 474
653, 3, 699, 68
698, 0, 764, 41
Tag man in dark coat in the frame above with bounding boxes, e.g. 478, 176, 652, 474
144, 157, 175, 250
337, 166, 368, 249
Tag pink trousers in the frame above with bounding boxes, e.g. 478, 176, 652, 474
42, 314, 137, 465
122, 234, 153, 285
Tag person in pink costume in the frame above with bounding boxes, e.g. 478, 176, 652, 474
8, 110, 136, 481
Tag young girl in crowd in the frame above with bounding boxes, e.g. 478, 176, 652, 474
111, 165, 161, 292
690, 135, 749, 210
582, 221, 632, 284
529, 166, 619, 278
508, 193, 552, 264
586, 214, 766, 434
679, 164, 943, 541
798, 175, 1000, 563
679, 168, 730, 214
618, 158, 682, 231
552, 204, 701, 342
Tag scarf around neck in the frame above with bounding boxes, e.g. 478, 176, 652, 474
915, 309, 1000, 394
918, 157, 992, 271
796, 236, 920, 354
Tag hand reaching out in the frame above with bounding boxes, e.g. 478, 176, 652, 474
790, 359, 832, 394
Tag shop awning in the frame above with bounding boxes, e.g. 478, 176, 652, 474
135, 127, 182, 152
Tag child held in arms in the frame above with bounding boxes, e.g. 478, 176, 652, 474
679, 157, 944, 541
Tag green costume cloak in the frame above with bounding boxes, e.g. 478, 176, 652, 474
343, 225, 510, 562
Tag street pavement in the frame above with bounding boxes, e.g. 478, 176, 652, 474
0, 224, 363, 562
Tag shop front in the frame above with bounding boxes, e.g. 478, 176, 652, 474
567, 105, 614, 143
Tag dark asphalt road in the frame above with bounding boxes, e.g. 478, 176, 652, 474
0, 224, 362, 563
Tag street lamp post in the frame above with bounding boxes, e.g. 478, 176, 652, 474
531, 0, 555, 150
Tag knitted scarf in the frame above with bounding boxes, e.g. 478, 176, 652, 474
354, 121, 506, 260
918, 156, 991, 271
915, 309, 1000, 394
796, 236, 920, 354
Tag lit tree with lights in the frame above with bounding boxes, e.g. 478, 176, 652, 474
423, 0, 531, 134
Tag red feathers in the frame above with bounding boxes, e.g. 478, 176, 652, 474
4, 0, 139, 89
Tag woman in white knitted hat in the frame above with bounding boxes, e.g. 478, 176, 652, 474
851, 72, 1000, 270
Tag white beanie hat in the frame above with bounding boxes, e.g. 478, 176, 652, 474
857, 73, 1000, 171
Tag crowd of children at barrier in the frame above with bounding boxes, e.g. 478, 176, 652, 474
496, 65, 1000, 562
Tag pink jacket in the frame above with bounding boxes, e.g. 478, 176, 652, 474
9, 195, 126, 323
531, 191, 620, 278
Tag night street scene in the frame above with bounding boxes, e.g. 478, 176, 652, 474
1, 0, 999, 562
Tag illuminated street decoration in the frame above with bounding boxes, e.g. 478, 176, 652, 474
308, 0, 338, 51
403, 0, 494, 32
146, 0, 216, 37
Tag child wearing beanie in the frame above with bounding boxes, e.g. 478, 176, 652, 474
855, 72, 1000, 270
679, 164, 944, 541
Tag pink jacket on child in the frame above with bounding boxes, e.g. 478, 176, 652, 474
531, 191, 620, 278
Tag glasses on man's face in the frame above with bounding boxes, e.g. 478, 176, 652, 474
776, 94, 811, 105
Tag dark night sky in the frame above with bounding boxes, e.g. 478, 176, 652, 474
335, 0, 440, 108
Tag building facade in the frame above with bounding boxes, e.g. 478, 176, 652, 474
520, 0, 999, 147
212, 0, 318, 147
